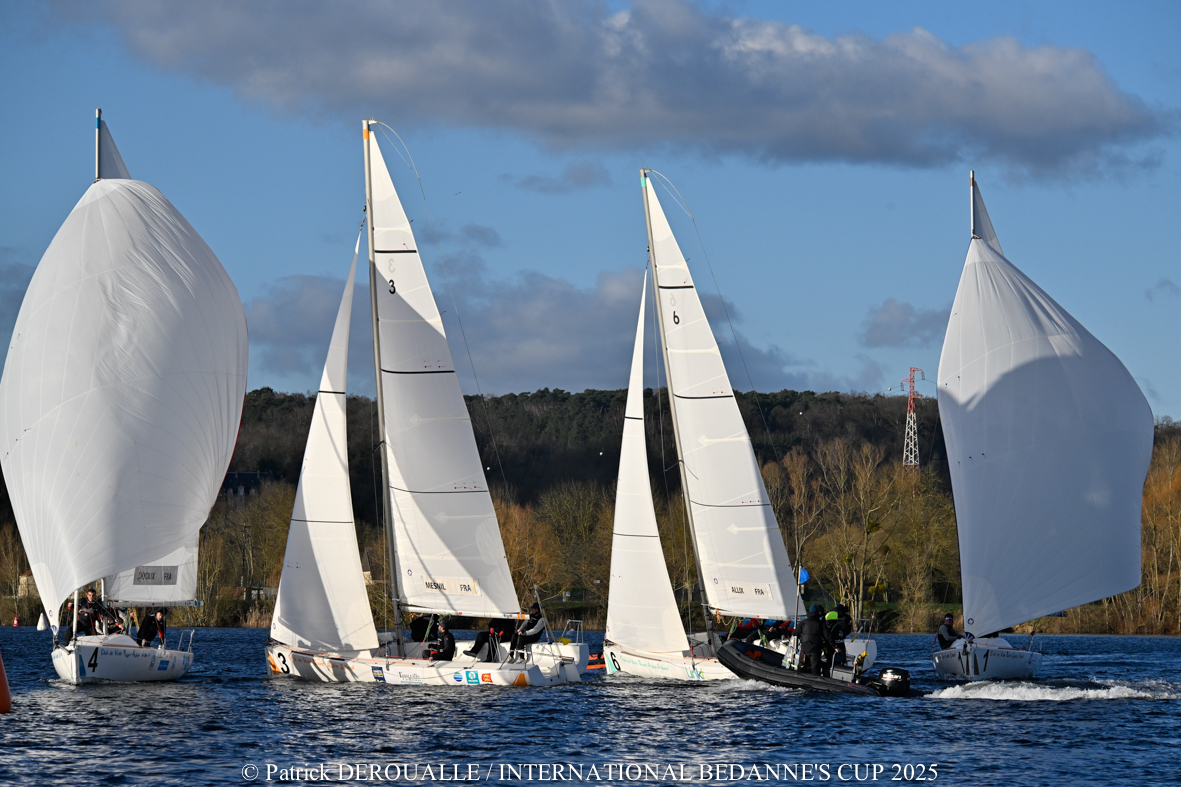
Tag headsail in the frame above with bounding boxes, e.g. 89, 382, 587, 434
938, 174, 1152, 637
270, 244, 380, 652
605, 270, 690, 655
969, 171, 1001, 256
0, 119, 248, 626
641, 174, 797, 620
367, 133, 520, 618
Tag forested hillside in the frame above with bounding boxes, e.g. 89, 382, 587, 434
2, 388, 1179, 635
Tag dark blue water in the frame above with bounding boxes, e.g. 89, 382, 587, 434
1, 628, 1178, 785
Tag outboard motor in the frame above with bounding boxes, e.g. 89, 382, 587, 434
874, 667, 911, 697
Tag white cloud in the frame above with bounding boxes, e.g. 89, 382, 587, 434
56, 0, 1171, 176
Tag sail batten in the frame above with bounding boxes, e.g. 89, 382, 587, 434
938, 177, 1151, 637
642, 176, 798, 620
368, 136, 520, 619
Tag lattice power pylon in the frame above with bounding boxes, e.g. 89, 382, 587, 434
902, 367, 924, 470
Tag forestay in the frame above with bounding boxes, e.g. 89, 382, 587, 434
605, 271, 691, 655
642, 176, 797, 620
103, 533, 199, 608
271, 247, 380, 652
938, 177, 1152, 637
368, 136, 520, 618
0, 174, 248, 626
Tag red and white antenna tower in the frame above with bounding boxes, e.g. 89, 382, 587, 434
902, 367, 923, 470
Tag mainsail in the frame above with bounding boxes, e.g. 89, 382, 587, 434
0, 117, 248, 626
367, 130, 520, 618
641, 173, 798, 620
938, 173, 1152, 637
605, 271, 691, 655
270, 245, 380, 652
103, 534, 200, 608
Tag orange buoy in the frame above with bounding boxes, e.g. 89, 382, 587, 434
0, 645, 11, 713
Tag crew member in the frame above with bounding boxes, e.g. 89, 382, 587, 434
937, 614, 961, 650
797, 605, 833, 676
137, 610, 167, 647
825, 604, 854, 666
429, 621, 456, 662
510, 603, 546, 653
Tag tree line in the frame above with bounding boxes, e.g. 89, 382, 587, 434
1, 389, 1179, 635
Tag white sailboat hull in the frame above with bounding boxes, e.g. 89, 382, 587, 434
265, 641, 580, 687
932, 638, 1042, 681
52, 634, 193, 684
603, 643, 733, 681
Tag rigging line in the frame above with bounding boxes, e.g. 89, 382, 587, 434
373, 123, 514, 505
645, 169, 784, 469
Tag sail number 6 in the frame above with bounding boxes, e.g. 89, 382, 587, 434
672, 311, 680, 325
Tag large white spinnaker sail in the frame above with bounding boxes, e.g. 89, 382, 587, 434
0, 120, 248, 628
938, 174, 1152, 638
367, 133, 520, 618
271, 246, 380, 652
103, 534, 199, 608
641, 174, 798, 620
605, 271, 691, 655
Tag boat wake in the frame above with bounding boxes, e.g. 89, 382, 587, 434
928, 678, 1181, 701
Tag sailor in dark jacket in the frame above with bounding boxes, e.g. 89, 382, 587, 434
510, 603, 546, 652
429, 621, 456, 661
937, 614, 961, 650
826, 604, 854, 666
137, 610, 166, 647
797, 605, 833, 675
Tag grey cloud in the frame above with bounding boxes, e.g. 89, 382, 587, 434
509, 162, 614, 194
858, 298, 950, 348
244, 274, 374, 392
0, 248, 37, 349
1146, 277, 1179, 301
56, 0, 1171, 175
460, 223, 503, 247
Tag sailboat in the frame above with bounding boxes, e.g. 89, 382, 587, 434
932, 173, 1153, 681
0, 110, 248, 683
263, 120, 582, 686
603, 269, 731, 681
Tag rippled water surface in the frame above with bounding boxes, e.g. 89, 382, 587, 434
1, 628, 1179, 785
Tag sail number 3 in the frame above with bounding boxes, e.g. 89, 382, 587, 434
388, 280, 396, 294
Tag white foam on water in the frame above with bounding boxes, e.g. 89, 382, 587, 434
710, 679, 802, 695
928, 679, 1181, 701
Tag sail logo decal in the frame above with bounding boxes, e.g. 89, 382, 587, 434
452, 672, 464, 683
157, 660, 170, 670
465, 670, 480, 685
725, 581, 773, 600
371, 666, 386, 682
133, 565, 179, 585
423, 576, 481, 595
481, 673, 493, 683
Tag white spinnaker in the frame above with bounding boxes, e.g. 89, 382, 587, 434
0, 179, 248, 626
938, 179, 1152, 638
643, 176, 797, 620
369, 137, 520, 618
103, 533, 199, 607
271, 246, 380, 652
605, 271, 690, 655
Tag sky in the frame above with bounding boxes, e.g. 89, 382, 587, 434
2, 0, 1179, 417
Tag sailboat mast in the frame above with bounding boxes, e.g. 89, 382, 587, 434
364, 119, 404, 654
969, 170, 975, 239
95, 108, 101, 182
639, 169, 717, 650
